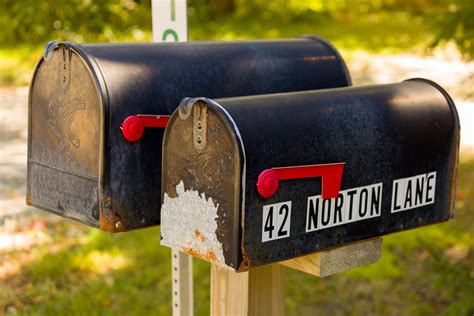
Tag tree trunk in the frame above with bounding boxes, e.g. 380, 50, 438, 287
213, 0, 235, 13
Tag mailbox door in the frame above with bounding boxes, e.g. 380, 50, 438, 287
27, 44, 104, 226
161, 99, 244, 269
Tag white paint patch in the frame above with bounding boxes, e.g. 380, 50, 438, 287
160, 181, 226, 267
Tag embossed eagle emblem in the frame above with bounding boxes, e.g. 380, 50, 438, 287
47, 97, 86, 149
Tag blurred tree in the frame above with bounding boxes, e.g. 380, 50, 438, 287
214, 0, 235, 13
0, 0, 472, 60
188, 0, 235, 20
430, 0, 473, 60
0, 0, 152, 46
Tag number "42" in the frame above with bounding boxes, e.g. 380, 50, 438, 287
262, 201, 291, 242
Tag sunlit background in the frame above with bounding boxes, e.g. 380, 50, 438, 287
0, 0, 473, 315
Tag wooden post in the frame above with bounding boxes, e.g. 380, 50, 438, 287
210, 264, 285, 316
280, 238, 382, 277
209, 238, 381, 315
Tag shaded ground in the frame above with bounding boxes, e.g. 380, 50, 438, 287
0, 51, 473, 315
0, 88, 35, 220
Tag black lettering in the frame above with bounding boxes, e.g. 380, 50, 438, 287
404, 180, 413, 209
334, 194, 344, 224
371, 185, 381, 216
307, 198, 319, 231
359, 188, 368, 217
347, 190, 357, 220
321, 198, 332, 226
415, 177, 424, 205
393, 182, 401, 211
278, 204, 289, 237
426, 174, 435, 203
264, 207, 274, 239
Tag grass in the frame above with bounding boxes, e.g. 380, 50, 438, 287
1, 157, 473, 315
0, 11, 437, 87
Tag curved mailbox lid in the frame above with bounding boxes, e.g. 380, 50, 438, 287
27, 43, 104, 227
161, 79, 460, 270
27, 37, 352, 232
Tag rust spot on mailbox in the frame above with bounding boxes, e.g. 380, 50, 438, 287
194, 229, 206, 242
182, 247, 218, 264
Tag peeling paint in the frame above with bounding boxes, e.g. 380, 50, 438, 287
161, 181, 227, 267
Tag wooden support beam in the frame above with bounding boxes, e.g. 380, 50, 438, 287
209, 238, 381, 315
210, 264, 285, 316
279, 238, 382, 277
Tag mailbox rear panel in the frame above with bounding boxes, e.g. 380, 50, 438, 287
161, 79, 459, 270
28, 38, 352, 231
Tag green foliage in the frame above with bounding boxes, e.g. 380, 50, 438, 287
0, 0, 152, 46
0, 0, 470, 53
0, 46, 43, 86
0, 9, 435, 87
0, 0, 472, 86
429, 0, 474, 60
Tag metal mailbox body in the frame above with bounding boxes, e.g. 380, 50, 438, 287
27, 37, 352, 232
161, 79, 460, 270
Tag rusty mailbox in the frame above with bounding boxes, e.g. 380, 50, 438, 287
27, 37, 352, 232
161, 79, 460, 271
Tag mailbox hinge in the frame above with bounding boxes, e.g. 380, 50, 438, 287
193, 102, 207, 151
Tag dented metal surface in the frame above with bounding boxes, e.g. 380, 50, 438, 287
161, 79, 460, 270
27, 38, 352, 232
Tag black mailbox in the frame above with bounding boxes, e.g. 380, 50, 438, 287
27, 37, 352, 232
161, 79, 459, 270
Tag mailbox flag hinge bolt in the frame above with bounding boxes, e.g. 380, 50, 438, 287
121, 115, 170, 142
43, 41, 59, 61
257, 169, 279, 198
257, 163, 345, 199
178, 97, 193, 119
